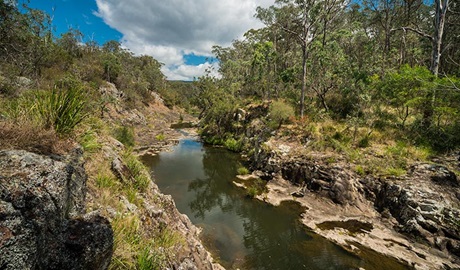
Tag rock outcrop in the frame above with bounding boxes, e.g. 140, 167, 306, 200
251, 142, 361, 205
375, 163, 460, 258
250, 139, 460, 268
0, 150, 113, 270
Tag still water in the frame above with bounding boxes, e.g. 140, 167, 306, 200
142, 139, 409, 270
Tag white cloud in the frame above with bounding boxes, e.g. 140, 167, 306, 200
162, 62, 221, 81
94, 0, 274, 80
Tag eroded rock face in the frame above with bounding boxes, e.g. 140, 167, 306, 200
375, 164, 460, 257
0, 150, 113, 270
252, 146, 360, 205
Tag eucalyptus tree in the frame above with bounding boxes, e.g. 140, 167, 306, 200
256, 0, 348, 117
427, 0, 449, 76
441, 0, 460, 75
0, 1, 54, 77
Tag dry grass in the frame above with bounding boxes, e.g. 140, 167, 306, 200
0, 120, 76, 155
275, 117, 434, 177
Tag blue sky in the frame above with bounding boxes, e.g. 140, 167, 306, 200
25, 0, 120, 45
23, 0, 273, 80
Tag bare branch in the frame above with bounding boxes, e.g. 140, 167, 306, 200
443, 74, 460, 91
391, 27, 434, 41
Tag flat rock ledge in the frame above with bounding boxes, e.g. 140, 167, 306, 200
0, 150, 113, 270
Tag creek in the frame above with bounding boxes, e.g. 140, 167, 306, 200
142, 138, 409, 270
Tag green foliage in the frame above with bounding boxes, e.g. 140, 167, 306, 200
246, 178, 267, 198
2, 79, 89, 136
237, 166, 250, 175
269, 100, 295, 129
136, 246, 159, 270
103, 53, 121, 83
224, 137, 243, 152
357, 135, 370, 148
385, 167, 407, 177
155, 133, 165, 141
95, 173, 117, 189
194, 75, 237, 137
355, 165, 365, 176
375, 66, 460, 150
247, 186, 259, 198
377, 65, 434, 124
135, 226, 184, 270
125, 188, 143, 206
114, 126, 135, 147
123, 151, 151, 192
34, 84, 88, 135
79, 129, 101, 153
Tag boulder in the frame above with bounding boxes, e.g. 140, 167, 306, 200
0, 150, 113, 270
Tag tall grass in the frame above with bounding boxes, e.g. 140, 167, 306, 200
35, 87, 88, 135
123, 151, 151, 192
2, 86, 88, 136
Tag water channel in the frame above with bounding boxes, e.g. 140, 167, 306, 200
142, 138, 409, 270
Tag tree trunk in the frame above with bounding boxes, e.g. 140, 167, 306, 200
423, 0, 449, 129
300, 44, 307, 118
430, 0, 449, 76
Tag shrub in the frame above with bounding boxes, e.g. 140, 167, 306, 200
95, 173, 117, 189
386, 167, 407, 177
224, 137, 243, 152
247, 186, 259, 198
246, 178, 267, 198
79, 129, 101, 153
123, 151, 151, 192
355, 165, 365, 176
358, 135, 370, 148
155, 133, 165, 141
269, 100, 295, 129
0, 120, 73, 155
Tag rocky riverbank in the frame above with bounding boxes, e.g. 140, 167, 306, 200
81, 84, 223, 269
241, 137, 460, 269
0, 81, 222, 269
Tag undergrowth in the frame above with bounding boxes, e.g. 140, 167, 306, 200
85, 145, 184, 269
280, 117, 436, 177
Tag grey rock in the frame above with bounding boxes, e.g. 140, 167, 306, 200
0, 150, 113, 270
410, 164, 459, 187
111, 156, 130, 183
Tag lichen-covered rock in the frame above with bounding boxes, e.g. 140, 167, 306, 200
0, 150, 113, 270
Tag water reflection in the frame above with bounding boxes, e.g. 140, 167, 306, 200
143, 139, 409, 270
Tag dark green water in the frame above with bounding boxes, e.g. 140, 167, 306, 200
142, 139, 409, 270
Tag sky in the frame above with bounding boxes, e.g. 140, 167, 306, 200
25, 0, 274, 81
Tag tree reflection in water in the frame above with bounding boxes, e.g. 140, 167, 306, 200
188, 147, 240, 219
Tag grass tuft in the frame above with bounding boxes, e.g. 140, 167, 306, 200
114, 126, 135, 147
237, 166, 250, 175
